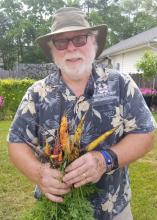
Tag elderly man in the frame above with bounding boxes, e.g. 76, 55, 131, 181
8, 7, 156, 220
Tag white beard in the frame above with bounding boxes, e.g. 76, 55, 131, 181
54, 48, 96, 81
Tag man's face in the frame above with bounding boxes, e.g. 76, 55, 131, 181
50, 30, 97, 80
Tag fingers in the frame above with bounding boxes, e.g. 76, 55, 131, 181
45, 184, 71, 196
40, 163, 63, 180
74, 173, 94, 188
63, 152, 106, 187
45, 193, 64, 203
38, 164, 71, 202
63, 163, 87, 182
41, 177, 70, 193
37, 151, 105, 202
65, 157, 85, 172
63, 170, 91, 186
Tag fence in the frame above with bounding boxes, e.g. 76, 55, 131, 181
0, 64, 157, 89
130, 74, 157, 89
0, 63, 57, 80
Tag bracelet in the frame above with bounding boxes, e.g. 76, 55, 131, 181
100, 148, 119, 173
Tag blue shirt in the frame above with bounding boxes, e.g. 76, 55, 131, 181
8, 64, 156, 219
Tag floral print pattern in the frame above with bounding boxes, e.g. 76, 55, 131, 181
8, 64, 156, 220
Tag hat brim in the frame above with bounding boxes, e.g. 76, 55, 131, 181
36, 24, 108, 60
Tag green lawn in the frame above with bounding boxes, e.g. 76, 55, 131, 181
0, 115, 157, 220
0, 121, 35, 220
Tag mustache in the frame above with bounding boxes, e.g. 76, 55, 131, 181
64, 52, 85, 60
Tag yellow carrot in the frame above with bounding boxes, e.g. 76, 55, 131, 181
85, 127, 117, 152
50, 155, 59, 159
72, 113, 86, 147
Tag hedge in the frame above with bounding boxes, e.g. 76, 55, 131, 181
0, 79, 35, 120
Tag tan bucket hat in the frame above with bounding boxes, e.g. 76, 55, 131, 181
36, 7, 108, 59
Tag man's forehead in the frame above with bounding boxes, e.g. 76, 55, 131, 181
54, 30, 89, 39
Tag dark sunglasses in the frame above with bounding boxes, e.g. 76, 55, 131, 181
52, 34, 91, 50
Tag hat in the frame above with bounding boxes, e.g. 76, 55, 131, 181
36, 7, 108, 59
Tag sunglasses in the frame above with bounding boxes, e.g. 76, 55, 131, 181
52, 34, 90, 50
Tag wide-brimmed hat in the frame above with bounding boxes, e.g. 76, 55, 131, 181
36, 7, 108, 59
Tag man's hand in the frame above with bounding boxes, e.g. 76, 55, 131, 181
63, 151, 106, 188
38, 163, 71, 202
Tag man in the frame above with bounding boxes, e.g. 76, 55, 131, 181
8, 7, 156, 220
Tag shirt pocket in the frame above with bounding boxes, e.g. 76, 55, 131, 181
92, 96, 118, 118
90, 96, 118, 135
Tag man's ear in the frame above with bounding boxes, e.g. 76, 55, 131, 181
47, 41, 54, 61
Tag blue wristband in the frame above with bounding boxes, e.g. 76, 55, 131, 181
100, 149, 119, 172
100, 150, 113, 165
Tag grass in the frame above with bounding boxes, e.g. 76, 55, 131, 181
0, 121, 35, 220
130, 113, 157, 219
0, 114, 157, 220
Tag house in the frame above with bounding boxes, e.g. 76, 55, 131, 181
98, 26, 157, 74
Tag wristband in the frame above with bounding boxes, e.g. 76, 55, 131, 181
100, 148, 119, 173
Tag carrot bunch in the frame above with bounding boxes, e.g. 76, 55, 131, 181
43, 113, 117, 169
21, 113, 118, 220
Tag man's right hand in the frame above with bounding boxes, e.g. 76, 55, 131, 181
38, 163, 71, 202
8, 143, 71, 202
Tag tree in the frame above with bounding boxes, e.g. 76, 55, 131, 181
0, 0, 54, 68
119, 0, 157, 36
1, 0, 157, 68
65, 0, 80, 7
0, 8, 17, 69
136, 50, 157, 88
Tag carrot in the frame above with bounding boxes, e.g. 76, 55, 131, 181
58, 151, 63, 162
85, 127, 117, 152
69, 147, 80, 162
43, 139, 51, 156
50, 155, 59, 159
59, 115, 71, 155
72, 113, 86, 148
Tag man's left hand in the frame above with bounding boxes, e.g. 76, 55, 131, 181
63, 151, 106, 188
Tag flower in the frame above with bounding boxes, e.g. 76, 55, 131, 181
0, 96, 4, 108
140, 88, 157, 96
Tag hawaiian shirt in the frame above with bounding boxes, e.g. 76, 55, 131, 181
8, 64, 156, 220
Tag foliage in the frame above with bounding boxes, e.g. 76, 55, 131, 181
1, 0, 157, 68
136, 51, 157, 80
0, 78, 34, 120
120, 0, 157, 35
21, 185, 96, 220
0, 0, 50, 69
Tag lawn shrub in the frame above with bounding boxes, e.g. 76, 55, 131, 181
0, 78, 35, 120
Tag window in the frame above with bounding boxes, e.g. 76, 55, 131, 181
116, 63, 120, 70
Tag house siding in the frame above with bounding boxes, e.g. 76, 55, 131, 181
106, 47, 156, 74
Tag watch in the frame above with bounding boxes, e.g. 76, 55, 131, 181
100, 148, 119, 173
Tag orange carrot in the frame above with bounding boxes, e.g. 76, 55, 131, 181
43, 139, 51, 156
59, 115, 71, 155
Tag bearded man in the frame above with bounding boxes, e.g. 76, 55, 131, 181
8, 7, 156, 220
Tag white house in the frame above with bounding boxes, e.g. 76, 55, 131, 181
98, 26, 157, 74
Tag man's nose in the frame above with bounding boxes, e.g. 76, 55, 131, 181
67, 40, 77, 51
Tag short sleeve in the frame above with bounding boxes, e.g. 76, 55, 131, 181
7, 85, 39, 145
120, 74, 156, 134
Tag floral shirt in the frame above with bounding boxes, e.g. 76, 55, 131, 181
8, 64, 156, 220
